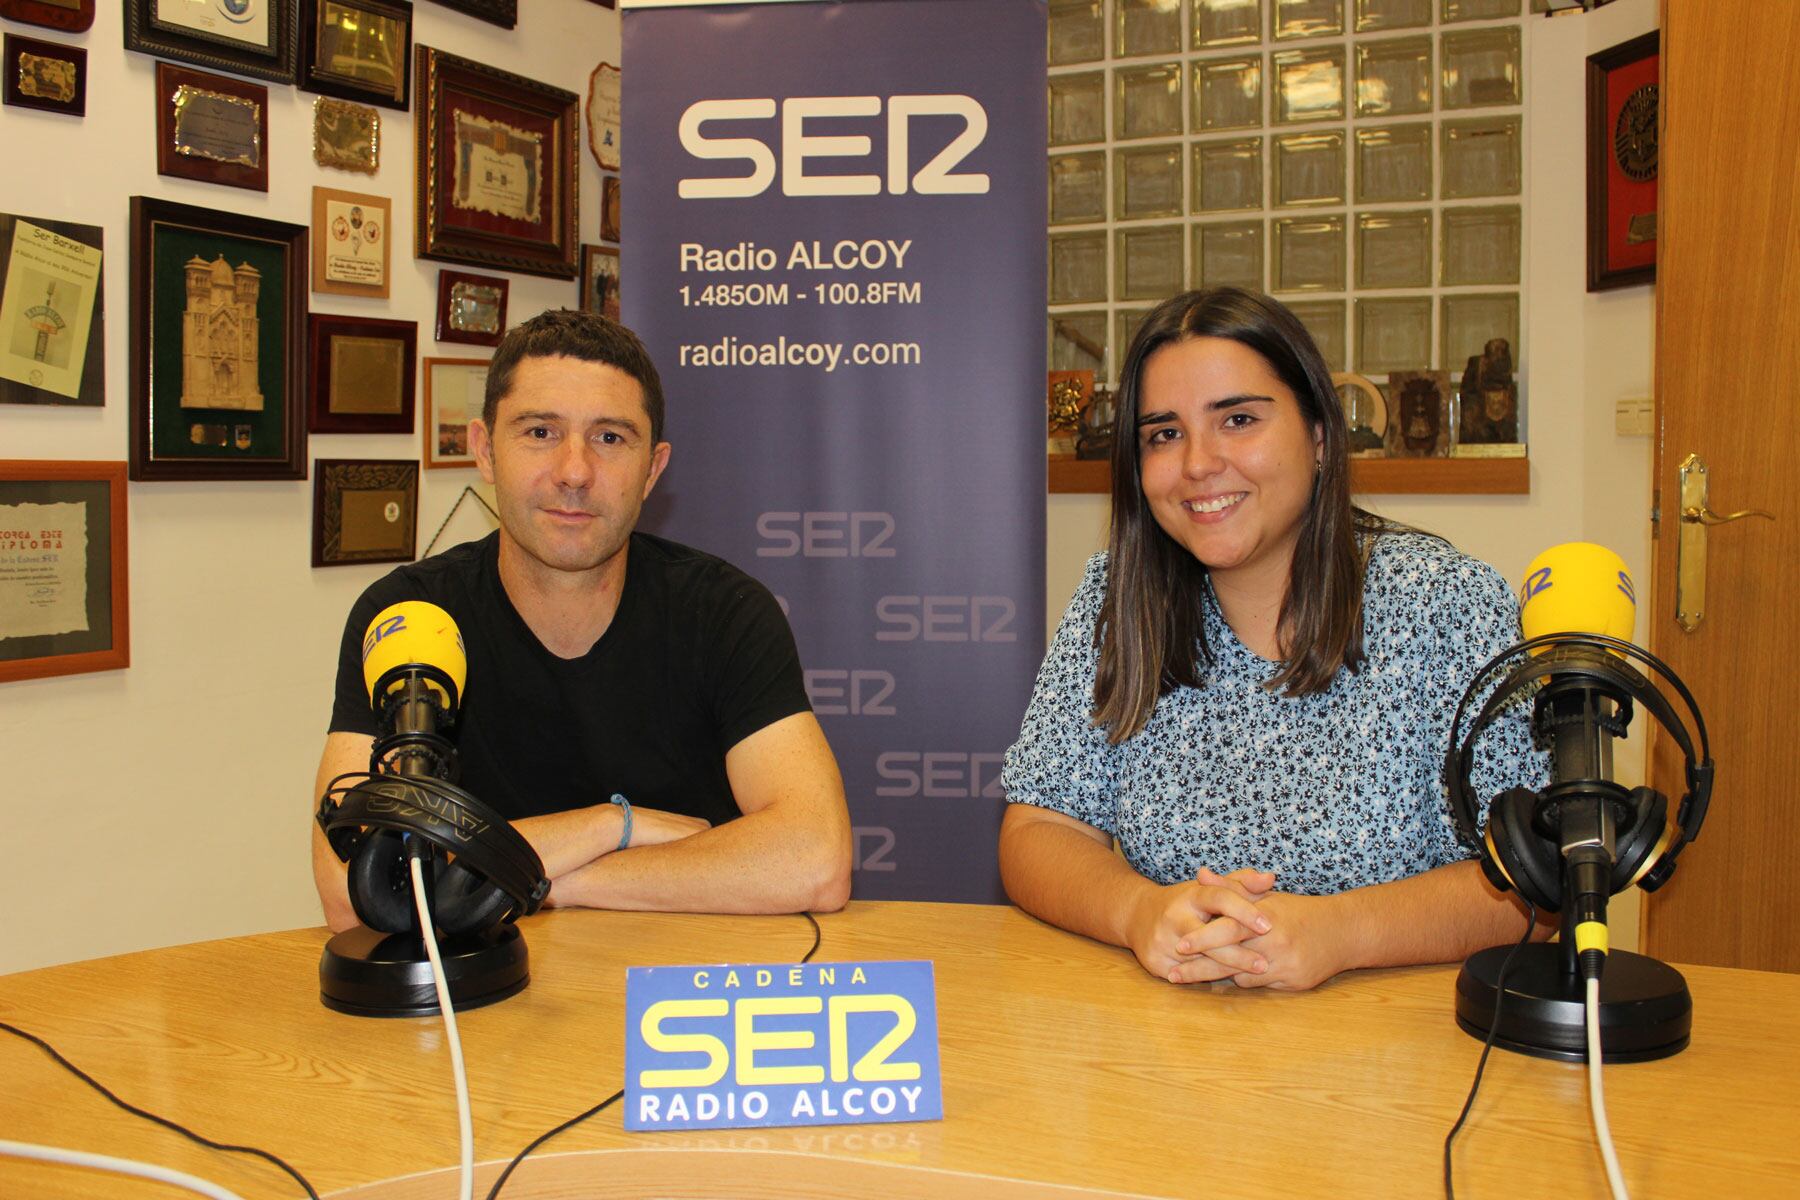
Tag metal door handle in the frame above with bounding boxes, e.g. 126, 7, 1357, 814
1679, 504, 1774, 526
1676, 453, 1775, 632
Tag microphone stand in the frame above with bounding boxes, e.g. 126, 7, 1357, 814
1453, 673, 1693, 1061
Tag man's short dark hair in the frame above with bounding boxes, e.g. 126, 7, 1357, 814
482, 309, 666, 441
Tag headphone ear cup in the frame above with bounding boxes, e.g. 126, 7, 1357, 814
347, 831, 418, 934
1611, 786, 1670, 892
1487, 789, 1562, 912
432, 858, 512, 937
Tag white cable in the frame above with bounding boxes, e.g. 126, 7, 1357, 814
411, 855, 475, 1200
1586, 975, 1630, 1200
0, 1139, 248, 1200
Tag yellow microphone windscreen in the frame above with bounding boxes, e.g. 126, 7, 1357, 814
361, 601, 467, 707
1519, 543, 1637, 643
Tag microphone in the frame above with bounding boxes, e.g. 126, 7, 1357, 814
315, 601, 548, 1016
1445, 542, 1713, 1061
1517, 543, 1639, 973
361, 601, 468, 782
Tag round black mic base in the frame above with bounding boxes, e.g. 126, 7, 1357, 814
319, 923, 529, 1017
1454, 944, 1690, 1062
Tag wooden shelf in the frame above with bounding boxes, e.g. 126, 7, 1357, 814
1048, 454, 1530, 496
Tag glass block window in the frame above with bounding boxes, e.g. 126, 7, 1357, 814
1047, 0, 1529, 442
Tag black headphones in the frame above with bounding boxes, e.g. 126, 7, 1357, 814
1446, 632, 1714, 912
317, 772, 550, 937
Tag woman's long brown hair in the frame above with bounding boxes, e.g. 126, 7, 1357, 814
1093, 288, 1386, 743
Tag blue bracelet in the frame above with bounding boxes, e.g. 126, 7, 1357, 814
610, 793, 633, 851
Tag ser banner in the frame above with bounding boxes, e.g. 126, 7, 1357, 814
623, 0, 1046, 902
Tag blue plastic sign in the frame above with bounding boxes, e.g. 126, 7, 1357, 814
623, 959, 943, 1132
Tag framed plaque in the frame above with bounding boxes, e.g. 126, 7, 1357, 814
434, 269, 507, 347
1586, 31, 1658, 292
425, 0, 513, 28
3, 34, 86, 117
307, 312, 414, 433
128, 196, 308, 481
125, 0, 299, 86
0, 460, 128, 684
300, 0, 411, 110
310, 186, 390, 298
580, 244, 619, 322
0, 212, 104, 408
0, 0, 95, 32
415, 45, 579, 279
422, 356, 487, 468
313, 458, 418, 567
587, 61, 619, 171
600, 174, 620, 243
155, 62, 269, 192
313, 96, 380, 174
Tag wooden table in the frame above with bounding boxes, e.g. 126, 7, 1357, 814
3, 902, 1796, 1198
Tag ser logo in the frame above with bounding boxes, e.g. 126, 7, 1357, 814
361, 613, 406, 663
678, 95, 990, 199
757, 512, 895, 558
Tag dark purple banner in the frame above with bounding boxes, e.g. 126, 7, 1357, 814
623, 0, 1046, 902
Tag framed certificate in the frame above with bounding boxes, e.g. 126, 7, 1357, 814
300, 0, 410, 110
125, 0, 299, 86
0, 212, 104, 407
579, 244, 619, 323
1586, 31, 1658, 292
128, 196, 308, 481
155, 62, 269, 192
313, 458, 418, 567
3, 33, 87, 117
415, 45, 578, 279
311, 186, 390, 298
422, 355, 486, 468
307, 312, 414, 433
0, 460, 128, 684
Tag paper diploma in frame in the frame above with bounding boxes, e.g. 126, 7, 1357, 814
0, 213, 103, 407
0, 460, 129, 683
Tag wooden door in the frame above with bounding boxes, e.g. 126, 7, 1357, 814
1646, 0, 1800, 971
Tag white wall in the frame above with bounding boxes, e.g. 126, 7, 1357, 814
0, 2, 616, 973
1042, 0, 1661, 949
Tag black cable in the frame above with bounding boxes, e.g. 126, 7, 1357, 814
486, 908, 828, 1199
1442, 900, 1538, 1200
0, 1019, 321, 1200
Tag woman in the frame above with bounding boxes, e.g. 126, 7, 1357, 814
1000, 288, 1544, 991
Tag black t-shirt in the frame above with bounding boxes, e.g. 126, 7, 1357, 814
329, 532, 810, 827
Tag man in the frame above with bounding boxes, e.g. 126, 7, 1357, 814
311, 310, 852, 930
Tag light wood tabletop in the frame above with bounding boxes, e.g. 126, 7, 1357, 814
2, 901, 1796, 1198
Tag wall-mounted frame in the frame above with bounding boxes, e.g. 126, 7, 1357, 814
0, 211, 104, 407
308, 312, 415, 433
0, 460, 128, 683
0, 0, 95, 32
580, 243, 618, 322
300, 0, 411, 111
3, 33, 87, 117
600, 174, 620, 243
1586, 31, 1659, 292
434, 268, 507, 346
125, 0, 299, 86
587, 61, 619, 171
422, 355, 486, 468
313, 96, 379, 174
415, 45, 578, 279
425, 0, 513, 29
311, 186, 390, 298
155, 62, 269, 192
129, 196, 308, 481
313, 458, 418, 567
